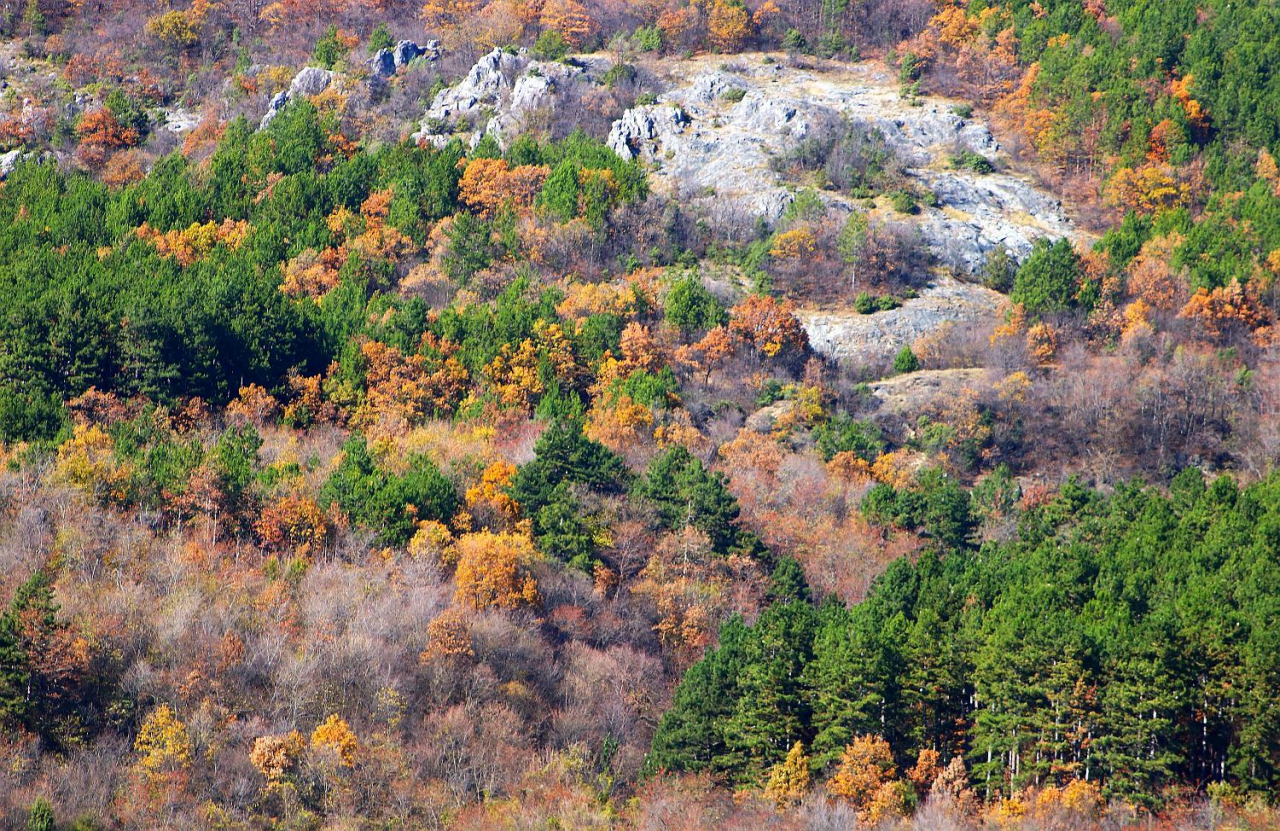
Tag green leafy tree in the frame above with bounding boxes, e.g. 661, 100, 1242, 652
321, 435, 457, 545
368, 22, 394, 52
538, 160, 580, 222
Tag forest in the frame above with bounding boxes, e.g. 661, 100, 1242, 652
0, 0, 1279, 825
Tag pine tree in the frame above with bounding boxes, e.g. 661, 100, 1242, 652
720, 601, 817, 782
538, 160, 580, 222
638, 445, 741, 554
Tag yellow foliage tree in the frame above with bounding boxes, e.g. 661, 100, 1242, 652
826, 734, 896, 810
1104, 164, 1191, 214
55, 424, 132, 505
707, 0, 752, 51
145, 9, 201, 48
465, 460, 520, 520
770, 227, 818, 260
135, 704, 193, 775
421, 0, 484, 28
310, 714, 358, 767
452, 530, 541, 610
763, 741, 811, 808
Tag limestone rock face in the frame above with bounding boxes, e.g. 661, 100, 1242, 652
162, 107, 201, 134
412, 49, 615, 148
605, 56, 1072, 275
290, 67, 335, 98
412, 47, 529, 144
798, 277, 1006, 367
0, 149, 21, 179
394, 39, 437, 67
368, 49, 396, 78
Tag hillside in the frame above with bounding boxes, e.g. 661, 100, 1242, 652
1, 0, 1280, 828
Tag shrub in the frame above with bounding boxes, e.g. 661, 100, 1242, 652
889, 190, 917, 214
781, 28, 806, 52
633, 24, 662, 52
950, 150, 994, 174
27, 798, 54, 831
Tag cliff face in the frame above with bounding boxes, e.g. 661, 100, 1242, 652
607, 54, 1073, 276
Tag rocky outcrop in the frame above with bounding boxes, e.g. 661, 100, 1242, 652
0, 149, 22, 179
395, 39, 436, 67
412, 48, 615, 148
413, 47, 528, 144
368, 49, 396, 79
369, 39, 440, 79
867, 368, 989, 418
607, 55, 1072, 274
915, 171, 1070, 272
162, 107, 201, 134
260, 67, 335, 129
798, 276, 1005, 367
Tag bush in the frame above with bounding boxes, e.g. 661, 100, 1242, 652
781, 28, 806, 52
813, 414, 884, 462
27, 798, 54, 831
950, 150, 994, 174
602, 63, 637, 89
722, 86, 746, 103
889, 190, 917, 214
981, 246, 1016, 293
633, 24, 662, 52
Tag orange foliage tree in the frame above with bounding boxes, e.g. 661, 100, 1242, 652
707, 0, 751, 51
1179, 280, 1271, 338
728, 294, 809, 358
458, 158, 550, 218
540, 0, 595, 46
353, 336, 470, 431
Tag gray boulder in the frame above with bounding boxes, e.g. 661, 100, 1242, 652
608, 105, 690, 161
393, 40, 423, 67
260, 91, 289, 129
0, 149, 21, 180
289, 67, 335, 98
260, 67, 335, 129
368, 48, 396, 78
